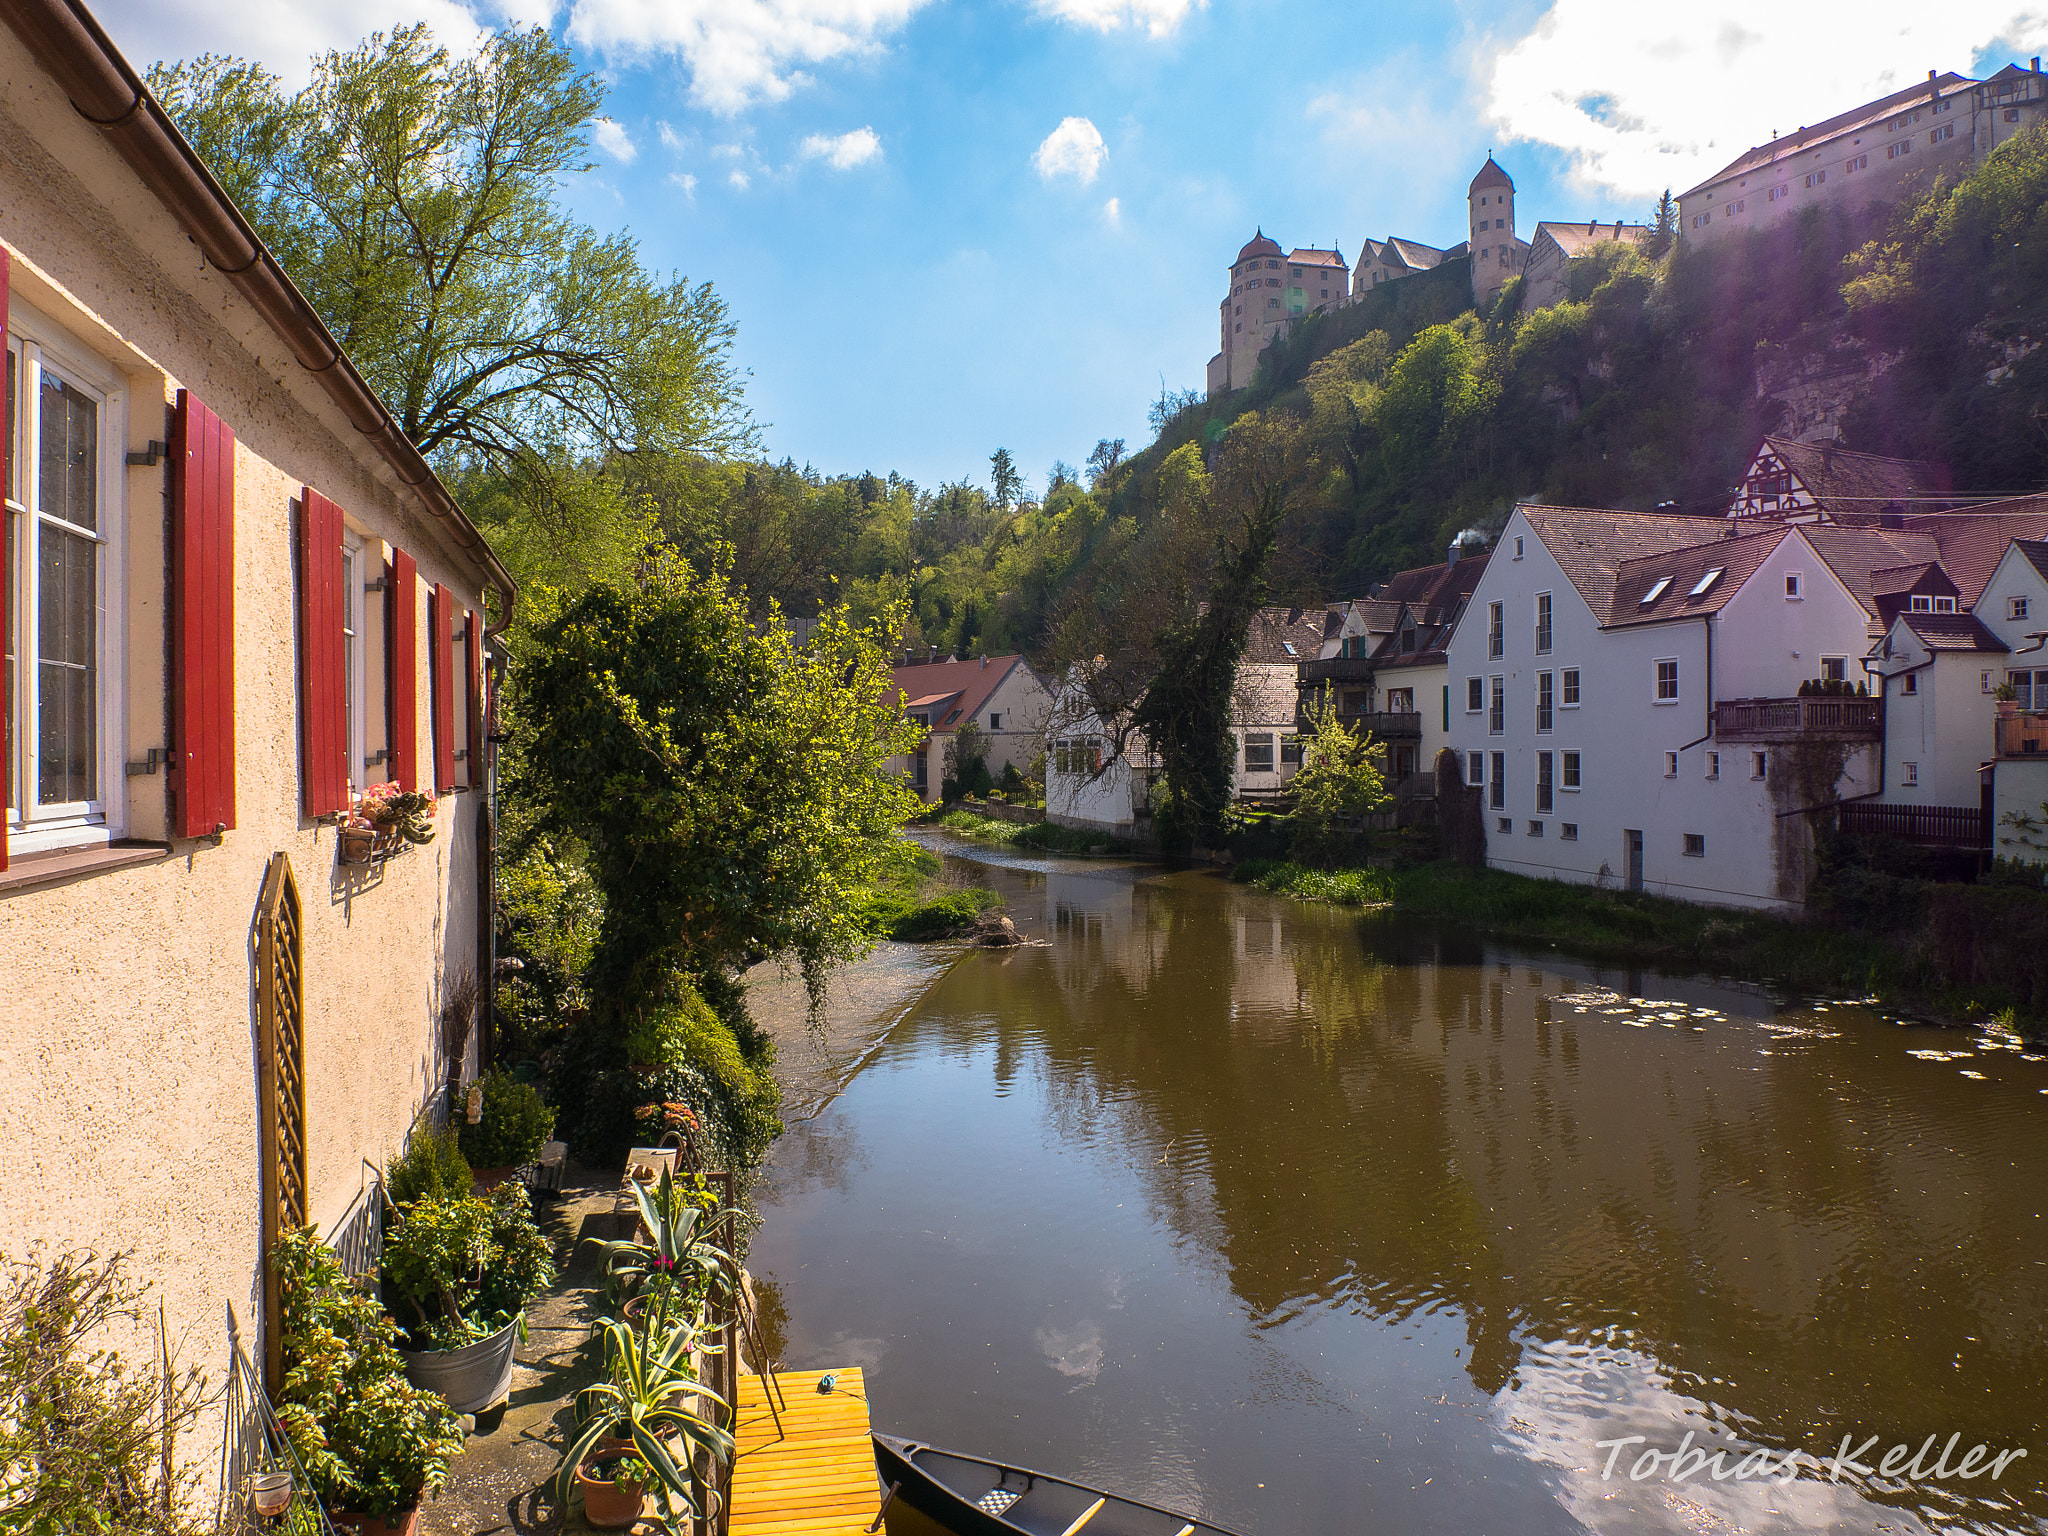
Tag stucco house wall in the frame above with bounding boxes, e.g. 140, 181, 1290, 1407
0, 14, 502, 1493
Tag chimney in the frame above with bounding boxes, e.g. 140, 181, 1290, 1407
1447, 541, 1460, 567
2034, 57, 2041, 72
979, 654, 988, 668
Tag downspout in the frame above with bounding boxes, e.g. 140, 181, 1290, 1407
1678, 614, 1715, 752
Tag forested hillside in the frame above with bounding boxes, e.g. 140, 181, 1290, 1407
686, 125, 2048, 670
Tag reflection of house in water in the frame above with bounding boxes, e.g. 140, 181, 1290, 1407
1044, 868, 1134, 945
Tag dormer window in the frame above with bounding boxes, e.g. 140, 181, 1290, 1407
1641, 576, 1673, 606
1911, 594, 1932, 612
1689, 567, 1725, 597
1934, 596, 1956, 613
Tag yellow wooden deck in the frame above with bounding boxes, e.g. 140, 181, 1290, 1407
728, 1367, 880, 1536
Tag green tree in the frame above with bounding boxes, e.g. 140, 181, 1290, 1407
1648, 189, 1679, 259
514, 556, 922, 1151
149, 27, 748, 590
1289, 688, 1390, 825
989, 448, 1023, 514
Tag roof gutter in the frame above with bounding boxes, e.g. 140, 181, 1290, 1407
1678, 613, 1715, 752
5, 0, 517, 636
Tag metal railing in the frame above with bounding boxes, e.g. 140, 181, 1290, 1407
1714, 696, 1883, 740
1295, 709, 1422, 739
1295, 656, 1376, 684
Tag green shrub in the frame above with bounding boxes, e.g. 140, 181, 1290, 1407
380, 1184, 557, 1352
457, 1071, 556, 1169
275, 1228, 464, 1521
387, 1124, 472, 1206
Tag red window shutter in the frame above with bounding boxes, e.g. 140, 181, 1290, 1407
298, 489, 348, 817
171, 391, 236, 837
430, 582, 455, 793
1, 246, 9, 872
465, 607, 484, 789
385, 549, 418, 792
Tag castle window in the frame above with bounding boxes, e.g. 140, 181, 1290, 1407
1495, 218, 1505, 229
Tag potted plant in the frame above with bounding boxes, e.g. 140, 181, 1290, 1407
360, 780, 437, 844
380, 1183, 556, 1415
1996, 681, 2020, 714
554, 1318, 733, 1530
576, 1449, 653, 1528
273, 1228, 464, 1536
598, 1166, 729, 1336
458, 1070, 556, 1186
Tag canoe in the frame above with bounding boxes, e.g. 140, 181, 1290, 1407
872, 1433, 1250, 1536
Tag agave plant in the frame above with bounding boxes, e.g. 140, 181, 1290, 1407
555, 1317, 734, 1523
597, 1167, 734, 1334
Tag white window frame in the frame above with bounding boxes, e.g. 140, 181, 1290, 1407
341, 531, 368, 794
1785, 572, 1804, 600
1466, 750, 1484, 785
5, 303, 127, 854
1820, 656, 1846, 682
1465, 676, 1483, 713
2011, 596, 2030, 621
1489, 751, 1505, 810
1705, 751, 1720, 780
1664, 751, 1678, 778
1751, 750, 1769, 780
1488, 601, 1504, 658
1901, 761, 1919, 787
1561, 667, 1580, 708
1534, 591, 1552, 654
1243, 732, 1276, 772
1536, 670, 1553, 732
989, 711, 1002, 731
1654, 657, 1679, 703
1488, 676, 1505, 735
1561, 750, 1580, 791
1536, 750, 1554, 813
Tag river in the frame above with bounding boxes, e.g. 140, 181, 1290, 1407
745, 834, 2048, 1535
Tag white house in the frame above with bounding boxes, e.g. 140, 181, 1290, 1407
887, 652, 1051, 804
1444, 506, 1884, 911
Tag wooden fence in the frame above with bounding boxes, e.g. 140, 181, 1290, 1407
1838, 802, 1984, 847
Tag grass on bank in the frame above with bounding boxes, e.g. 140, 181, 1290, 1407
856, 839, 1001, 941
929, 807, 1140, 856
1235, 857, 2039, 1030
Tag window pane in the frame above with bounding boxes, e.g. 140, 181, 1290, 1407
37, 526, 95, 804
5, 347, 16, 506
38, 369, 97, 531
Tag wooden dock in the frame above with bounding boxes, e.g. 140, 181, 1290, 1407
728, 1367, 881, 1536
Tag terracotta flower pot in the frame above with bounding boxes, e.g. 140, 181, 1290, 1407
331, 1507, 421, 1536
577, 1459, 647, 1528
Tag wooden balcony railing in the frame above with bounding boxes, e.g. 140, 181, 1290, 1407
1714, 696, 1883, 742
1293, 708, 1423, 739
1838, 802, 1984, 848
1296, 656, 1377, 685
1996, 711, 2048, 758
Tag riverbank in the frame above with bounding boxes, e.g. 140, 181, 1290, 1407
1236, 857, 2044, 1034
925, 806, 1142, 856
855, 839, 1001, 940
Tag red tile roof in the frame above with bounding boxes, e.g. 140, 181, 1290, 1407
1763, 436, 1953, 516
1519, 505, 1731, 621
1682, 73, 1977, 197
1900, 503, 2048, 605
1608, 527, 1790, 625
890, 655, 1034, 735
1243, 607, 1329, 664
1897, 612, 2008, 652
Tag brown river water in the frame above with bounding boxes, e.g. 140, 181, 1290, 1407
745, 834, 2048, 1535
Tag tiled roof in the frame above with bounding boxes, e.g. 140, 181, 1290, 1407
1682, 73, 1977, 196
2013, 538, 2048, 584
1469, 156, 1513, 193
1288, 248, 1348, 269
1767, 435, 1953, 515
1519, 505, 1729, 621
1901, 503, 2048, 604
1800, 526, 1941, 618
890, 654, 1031, 734
1898, 612, 2009, 652
1373, 237, 1447, 273
1341, 598, 1405, 635
1235, 230, 1283, 263
1608, 526, 1790, 625
1243, 606, 1330, 664
1533, 221, 1651, 258
1867, 561, 1952, 598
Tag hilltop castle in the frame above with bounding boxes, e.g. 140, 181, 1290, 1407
1209, 58, 2048, 397
1207, 155, 1643, 394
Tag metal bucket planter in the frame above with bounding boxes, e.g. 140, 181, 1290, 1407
398, 1316, 519, 1415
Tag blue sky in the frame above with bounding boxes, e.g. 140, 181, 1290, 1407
100, 0, 2048, 492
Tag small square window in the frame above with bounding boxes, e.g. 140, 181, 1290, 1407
1902, 762, 1919, 787
1903, 672, 1919, 695
1785, 573, 1803, 600
1560, 823, 1578, 841
1497, 816, 1514, 834
1664, 751, 1678, 778
1683, 833, 1705, 858
1751, 751, 1768, 780
2012, 596, 2031, 621
989, 712, 1002, 731
1983, 671, 1997, 694
1243, 733, 1275, 771
1528, 820, 1544, 836
1820, 657, 1845, 683
1934, 596, 1956, 613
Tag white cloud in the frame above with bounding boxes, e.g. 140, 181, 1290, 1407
1102, 196, 1122, 225
590, 117, 637, 162
96, 0, 499, 87
800, 127, 883, 169
562, 0, 934, 114
657, 121, 690, 153
728, 168, 752, 190
668, 171, 698, 196
1031, 0, 1198, 38
1485, 0, 2048, 200
1034, 116, 1107, 184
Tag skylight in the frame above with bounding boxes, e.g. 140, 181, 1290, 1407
1689, 567, 1726, 597
1640, 576, 1673, 605
1282, 641, 1298, 656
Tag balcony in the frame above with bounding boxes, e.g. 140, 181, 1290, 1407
1295, 708, 1423, 740
1296, 656, 1376, 686
1714, 696, 1882, 742
1996, 711, 2048, 758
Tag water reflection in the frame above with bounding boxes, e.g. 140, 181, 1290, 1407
750, 841, 2048, 1535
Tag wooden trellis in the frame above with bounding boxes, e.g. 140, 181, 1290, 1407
256, 852, 307, 1398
